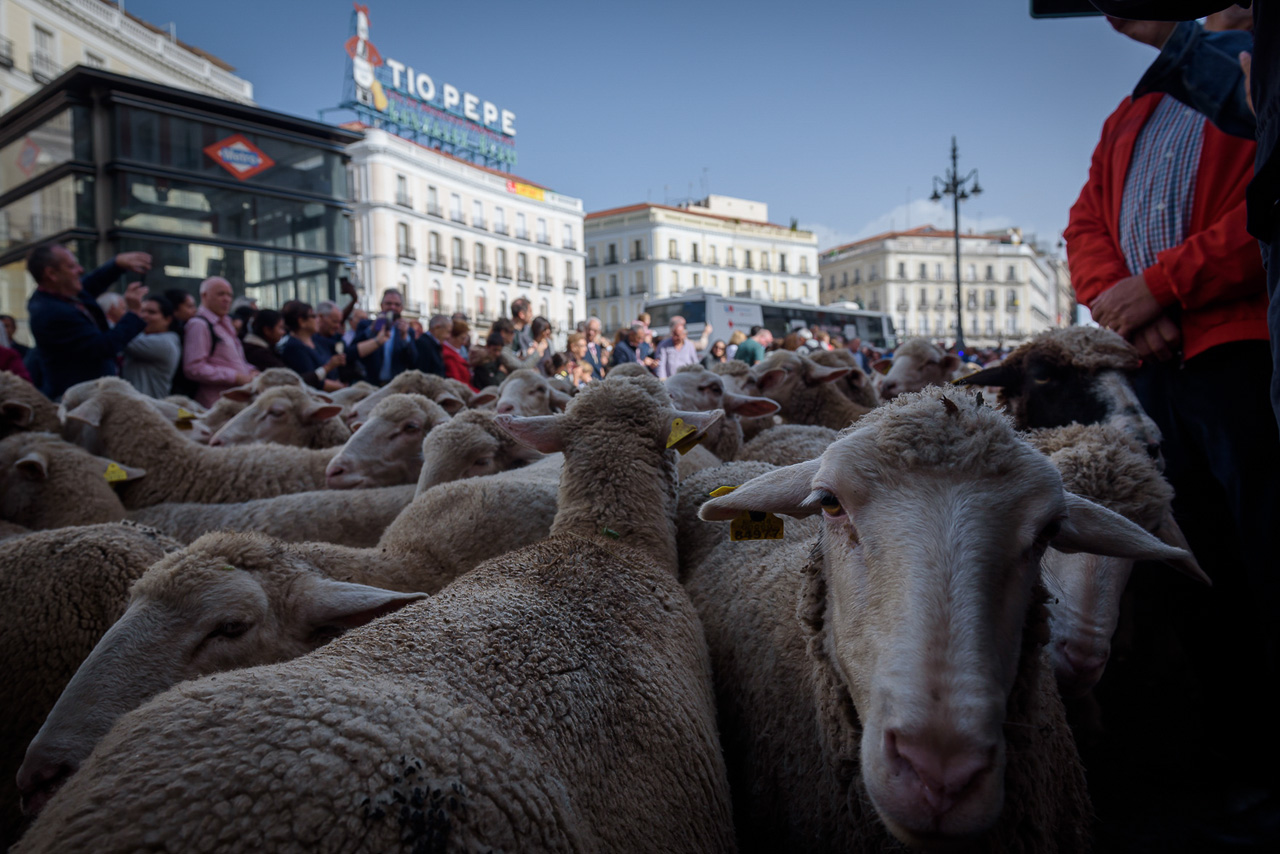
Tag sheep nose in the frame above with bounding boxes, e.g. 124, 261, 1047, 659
208, 435, 224, 447
885, 729, 994, 816
1062, 641, 1108, 682
880, 383, 897, 400
17, 751, 77, 817
496, 403, 515, 414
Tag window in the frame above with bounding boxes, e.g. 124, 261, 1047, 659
985, 288, 996, 308
396, 174, 409, 206
536, 217, 548, 243
428, 231, 441, 263
779, 253, 788, 272
496, 248, 509, 277
563, 223, 573, 248
567, 301, 575, 328
898, 262, 906, 279
632, 239, 644, 261
869, 264, 878, 281
986, 317, 995, 334
635, 270, 646, 291
693, 272, 700, 288
842, 271, 849, 287
918, 288, 928, 307
669, 238, 679, 260
760, 251, 768, 271
537, 256, 549, 284
691, 243, 700, 263
852, 269, 860, 284
500, 293, 508, 318
967, 289, 977, 309
397, 222, 412, 257
728, 276, 735, 293
473, 199, 484, 226
935, 263, 943, 280
985, 264, 995, 282
517, 252, 529, 280
709, 245, 718, 265
1006, 264, 1016, 282
670, 270, 680, 291
456, 286, 464, 313
565, 259, 573, 282
427, 186, 438, 214
607, 243, 618, 264
452, 237, 464, 263
744, 250, 753, 269
540, 299, 549, 318
473, 242, 486, 271
607, 274, 619, 296
477, 289, 487, 318
967, 264, 977, 281
450, 193, 462, 222
587, 246, 597, 266
799, 256, 809, 273
431, 282, 442, 311
919, 262, 927, 279
516, 212, 527, 239
726, 248, 735, 267
828, 275, 835, 290
609, 305, 620, 327
710, 274, 718, 290
494, 206, 506, 233
801, 282, 808, 299
588, 276, 598, 299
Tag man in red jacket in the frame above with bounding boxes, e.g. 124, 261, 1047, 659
1065, 15, 1280, 846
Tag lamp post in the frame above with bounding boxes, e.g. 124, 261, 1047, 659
930, 136, 982, 352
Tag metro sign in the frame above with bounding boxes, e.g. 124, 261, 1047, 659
203, 134, 275, 181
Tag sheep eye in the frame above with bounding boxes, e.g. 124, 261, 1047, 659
817, 490, 844, 517
404, 422, 421, 433
209, 621, 250, 640
1033, 378, 1051, 386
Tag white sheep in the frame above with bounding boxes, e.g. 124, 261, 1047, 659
0, 433, 144, 531
1027, 423, 1206, 697
688, 387, 1193, 851
415, 408, 546, 493
748, 349, 869, 430
347, 370, 468, 426
470, 368, 571, 415
0, 522, 178, 848
324, 394, 452, 490
735, 423, 839, 467
807, 348, 881, 410
666, 364, 781, 462
208, 386, 349, 448
59, 379, 338, 507
1, 373, 60, 440
17, 376, 736, 853
873, 336, 966, 400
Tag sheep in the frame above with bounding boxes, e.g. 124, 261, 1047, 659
59, 379, 338, 507
126, 485, 418, 547
0, 433, 145, 531
324, 394, 451, 490
0, 522, 179, 848
21, 457, 566, 810
0, 521, 28, 541
415, 408, 546, 493
749, 350, 870, 431
686, 387, 1193, 851
185, 396, 244, 444
675, 459, 780, 583
954, 326, 1164, 455
209, 386, 350, 448
326, 380, 378, 410
1027, 423, 1206, 697
347, 370, 467, 425
709, 359, 779, 441
873, 336, 966, 400
470, 368, 571, 415
161, 394, 206, 416
217, 366, 312, 401
605, 361, 653, 379
666, 365, 781, 462
807, 348, 880, 410
1, 373, 60, 440
17, 376, 736, 853
735, 423, 839, 467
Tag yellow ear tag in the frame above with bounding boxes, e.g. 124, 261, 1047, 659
730, 510, 784, 541
176, 408, 195, 420
104, 462, 128, 483
708, 485, 737, 498
667, 418, 701, 455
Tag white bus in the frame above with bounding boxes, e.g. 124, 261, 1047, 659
643, 291, 897, 350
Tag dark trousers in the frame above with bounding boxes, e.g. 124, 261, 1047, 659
1262, 236, 1280, 433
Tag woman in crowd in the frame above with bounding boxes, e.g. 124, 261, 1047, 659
563, 332, 596, 388
280, 301, 345, 392
163, 289, 197, 331
441, 318, 478, 391
242, 309, 288, 372
524, 316, 554, 367
122, 294, 181, 398
725, 330, 746, 361
701, 339, 728, 369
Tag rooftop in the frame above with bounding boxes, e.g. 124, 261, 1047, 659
586, 202, 807, 234
822, 225, 1022, 256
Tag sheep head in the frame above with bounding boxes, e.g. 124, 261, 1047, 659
325, 394, 449, 489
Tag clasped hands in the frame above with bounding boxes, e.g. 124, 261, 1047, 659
1089, 274, 1181, 362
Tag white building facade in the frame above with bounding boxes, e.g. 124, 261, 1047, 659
0, 0, 253, 113
818, 225, 1070, 350
584, 195, 820, 333
347, 127, 585, 340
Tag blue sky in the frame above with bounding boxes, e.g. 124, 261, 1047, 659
125, 0, 1172, 253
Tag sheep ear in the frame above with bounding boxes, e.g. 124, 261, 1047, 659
940, 354, 962, 374
1152, 508, 1210, 585
469, 389, 499, 408
669, 408, 723, 447
93, 456, 146, 482
1053, 493, 1197, 567
955, 363, 1019, 388
294, 576, 427, 633
805, 362, 850, 386
871, 359, 893, 376
15, 451, 48, 480
1, 401, 34, 427
494, 414, 564, 453
548, 389, 572, 412
304, 402, 344, 423
756, 368, 787, 392
699, 459, 821, 521
723, 391, 780, 419
65, 397, 105, 428
435, 393, 466, 416
221, 385, 255, 402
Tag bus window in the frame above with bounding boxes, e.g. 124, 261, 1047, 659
645, 301, 706, 328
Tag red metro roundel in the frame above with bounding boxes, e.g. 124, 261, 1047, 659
203, 134, 276, 181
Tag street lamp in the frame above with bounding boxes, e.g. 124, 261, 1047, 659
929, 136, 982, 352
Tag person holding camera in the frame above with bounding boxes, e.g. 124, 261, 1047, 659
352, 288, 417, 385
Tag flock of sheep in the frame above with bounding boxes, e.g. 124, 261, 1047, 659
0, 325, 1199, 852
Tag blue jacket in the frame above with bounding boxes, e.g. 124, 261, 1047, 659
27, 261, 144, 399
413, 332, 446, 377
353, 317, 418, 385
609, 338, 652, 367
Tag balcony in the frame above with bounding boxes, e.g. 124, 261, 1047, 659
668, 252, 681, 262
473, 217, 487, 230
537, 277, 554, 290
586, 258, 599, 268
397, 246, 417, 261
896, 301, 910, 312
743, 261, 753, 270
604, 286, 620, 298
515, 229, 530, 241
630, 285, 649, 295
494, 223, 509, 235
450, 212, 466, 224
451, 258, 469, 273
496, 266, 513, 281
536, 235, 551, 246
31, 51, 59, 84
779, 264, 788, 273
395, 194, 413, 209
587, 287, 599, 299
1, 38, 15, 70
564, 279, 580, 292
474, 262, 492, 278
630, 251, 648, 262
428, 252, 447, 269
427, 203, 443, 218
517, 271, 533, 285
604, 256, 619, 266
563, 239, 578, 250
724, 261, 737, 269
1006, 301, 1020, 312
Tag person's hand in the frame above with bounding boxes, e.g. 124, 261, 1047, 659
325, 353, 346, 371
114, 252, 153, 274
122, 280, 148, 311
375, 327, 391, 346
394, 319, 410, 336
340, 277, 359, 300
1132, 315, 1182, 362
1089, 274, 1163, 339
1241, 51, 1255, 116
1106, 16, 1176, 49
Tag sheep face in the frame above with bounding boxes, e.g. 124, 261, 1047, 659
416, 410, 544, 493
482, 369, 570, 416
16, 536, 425, 818
699, 389, 1192, 846
209, 387, 343, 447
347, 371, 466, 427
749, 351, 850, 406
874, 339, 961, 401
325, 394, 447, 489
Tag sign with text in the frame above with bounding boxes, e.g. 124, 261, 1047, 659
341, 4, 518, 170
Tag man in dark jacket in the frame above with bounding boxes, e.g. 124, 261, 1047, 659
352, 288, 417, 385
25, 244, 152, 399
413, 314, 448, 377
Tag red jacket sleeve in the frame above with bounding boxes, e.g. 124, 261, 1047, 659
1141, 125, 1265, 311
1064, 104, 1135, 310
